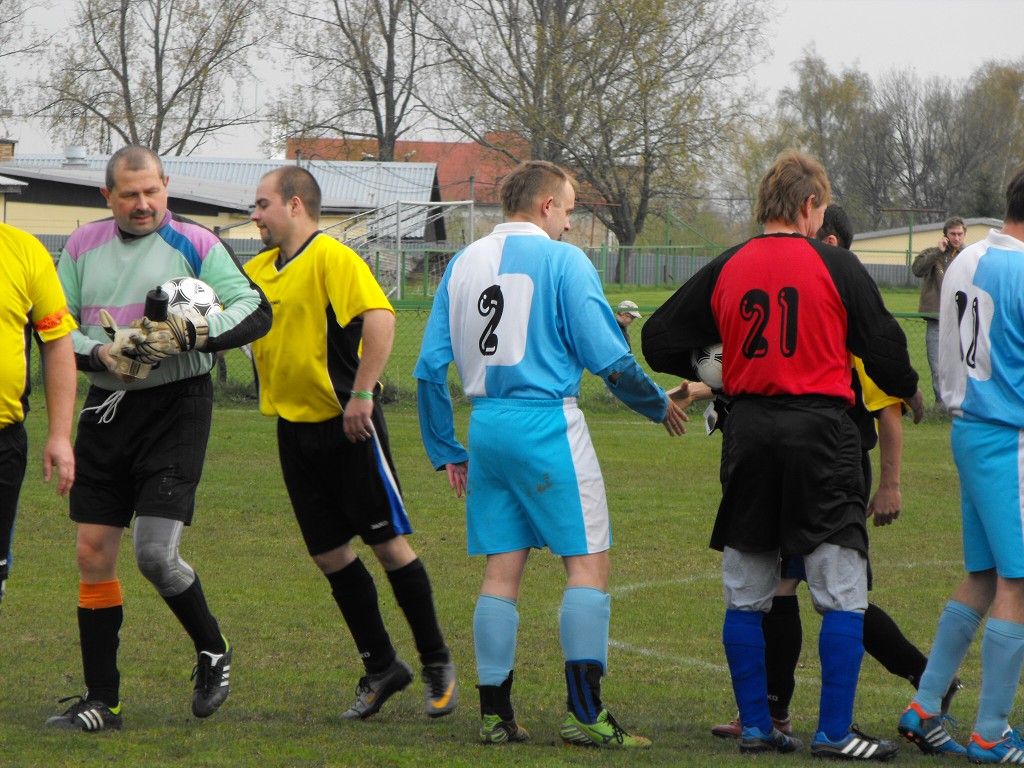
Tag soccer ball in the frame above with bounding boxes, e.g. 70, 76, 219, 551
159, 276, 223, 322
691, 343, 724, 389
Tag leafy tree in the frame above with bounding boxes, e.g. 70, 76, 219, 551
957, 61, 1024, 217
35, 0, 265, 155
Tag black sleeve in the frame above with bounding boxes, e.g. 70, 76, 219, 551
204, 284, 273, 354
641, 248, 734, 378
816, 242, 919, 399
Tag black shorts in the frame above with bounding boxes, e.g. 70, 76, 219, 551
70, 376, 213, 527
710, 396, 868, 557
0, 421, 28, 578
277, 401, 412, 556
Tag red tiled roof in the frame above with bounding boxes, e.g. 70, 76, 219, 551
287, 134, 527, 204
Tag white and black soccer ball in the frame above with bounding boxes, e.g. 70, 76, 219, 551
691, 343, 724, 390
159, 276, 223, 322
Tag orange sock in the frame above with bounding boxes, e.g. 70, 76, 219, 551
79, 580, 123, 609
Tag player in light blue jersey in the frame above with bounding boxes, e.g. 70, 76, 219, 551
415, 160, 685, 748
897, 164, 1024, 764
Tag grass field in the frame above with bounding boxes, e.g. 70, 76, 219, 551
5, 386, 970, 766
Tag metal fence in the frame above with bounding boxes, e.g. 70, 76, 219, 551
31, 309, 935, 410
38, 235, 922, 296
32, 230, 930, 404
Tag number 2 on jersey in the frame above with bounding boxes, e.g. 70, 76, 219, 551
739, 287, 799, 358
478, 285, 504, 356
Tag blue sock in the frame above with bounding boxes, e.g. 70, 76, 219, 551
818, 610, 864, 742
560, 587, 610, 671
975, 618, 1024, 741
723, 608, 772, 733
474, 594, 519, 686
913, 600, 982, 714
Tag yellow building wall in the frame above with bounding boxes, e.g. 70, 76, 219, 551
5, 200, 352, 240
853, 226, 992, 265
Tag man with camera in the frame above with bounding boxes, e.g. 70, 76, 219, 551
913, 217, 966, 406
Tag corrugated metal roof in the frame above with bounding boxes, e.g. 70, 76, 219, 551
4, 155, 440, 212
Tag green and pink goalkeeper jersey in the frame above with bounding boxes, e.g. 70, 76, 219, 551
57, 211, 269, 390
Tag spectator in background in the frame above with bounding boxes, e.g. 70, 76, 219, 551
913, 217, 965, 406
614, 300, 641, 349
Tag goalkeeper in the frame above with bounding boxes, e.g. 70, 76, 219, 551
45, 146, 272, 732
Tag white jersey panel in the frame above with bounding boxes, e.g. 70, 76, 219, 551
939, 229, 1024, 426
420, 221, 628, 400
448, 241, 534, 395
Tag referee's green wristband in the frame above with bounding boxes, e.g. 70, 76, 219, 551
350, 390, 375, 400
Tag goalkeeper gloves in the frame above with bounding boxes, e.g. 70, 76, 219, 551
98, 308, 150, 378
131, 314, 209, 365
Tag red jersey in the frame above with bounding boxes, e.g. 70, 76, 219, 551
642, 233, 918, 404
712, 236, 851, 400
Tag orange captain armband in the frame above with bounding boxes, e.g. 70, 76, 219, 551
34, 307, 72, 333
79, 580, 123, 609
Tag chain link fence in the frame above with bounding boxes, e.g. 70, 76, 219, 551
29, 308, 934, 411
371, 309, 935, 408
31, 233, 933, 407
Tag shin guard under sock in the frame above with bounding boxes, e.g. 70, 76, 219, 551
386, 558, 449, 666
723, 608, 772, 733
763, 594, 802, 720
162, 574, 225, 654
818, 610, 864, 741
78, 580, 123, 708
863, 602, 927, 686
327, 558, 395, 674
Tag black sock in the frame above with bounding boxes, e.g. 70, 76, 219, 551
863, 602, 927, 687
162, 575, 225, 654
478, 671, 515, 720
78, 604, 122, 708
763, 594, 802, 720
386, 558, 449, 666
327, 558, 395, 674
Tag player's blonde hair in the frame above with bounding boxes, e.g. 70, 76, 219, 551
755, 149, 831, 226
499, 161, 578, 217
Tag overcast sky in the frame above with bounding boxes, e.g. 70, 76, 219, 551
5, 0, 1023, 158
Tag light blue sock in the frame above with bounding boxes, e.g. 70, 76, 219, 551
723, 608, 772, 734
818, 610, 864, 741
975, 618, 1024, 741
913, 600, 982, 714
474, 594, 519, 686
560, 587, 610, 671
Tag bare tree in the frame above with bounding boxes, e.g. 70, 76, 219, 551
35, 0, 266, 155
269, 0, 433, 161
423, 0, 766, 246
0, 0, 48, 123
774, 51, 901, 230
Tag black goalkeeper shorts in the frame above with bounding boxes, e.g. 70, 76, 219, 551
70, 375, 213, 527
